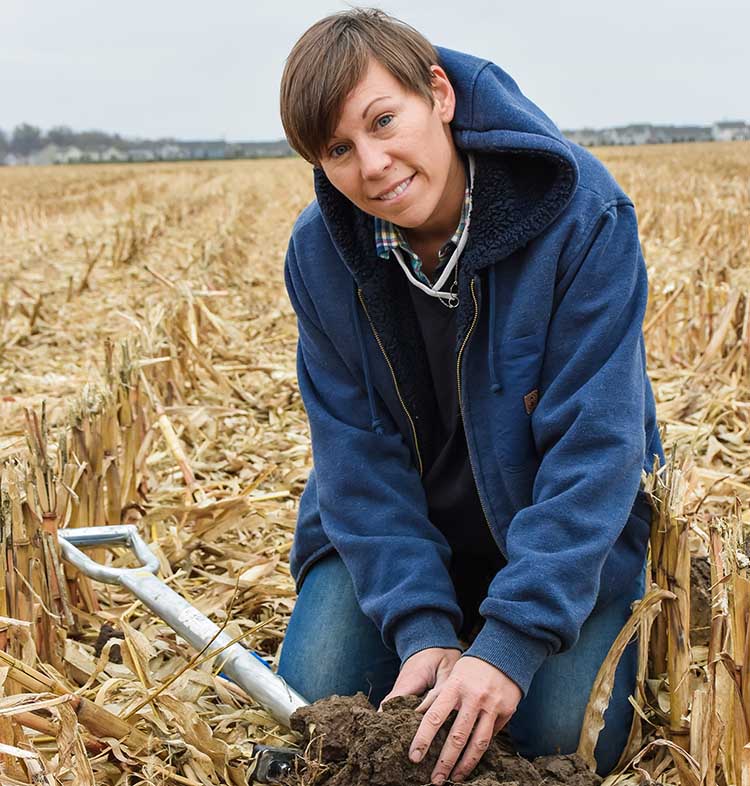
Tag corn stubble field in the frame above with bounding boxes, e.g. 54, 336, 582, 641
0, 142, 748, 785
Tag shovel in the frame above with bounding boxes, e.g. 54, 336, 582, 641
58, 525, 308, 783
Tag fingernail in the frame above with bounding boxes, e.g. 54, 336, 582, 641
434, 777, 445, 785
409, 748, 422, 763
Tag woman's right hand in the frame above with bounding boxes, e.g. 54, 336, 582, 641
378, 647, 462, 712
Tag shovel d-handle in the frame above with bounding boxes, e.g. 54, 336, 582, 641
57, 525, 309, 727
58, 525, 161, 583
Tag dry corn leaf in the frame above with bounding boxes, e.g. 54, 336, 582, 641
238, 558, 278, 586
577, 586, 674, 770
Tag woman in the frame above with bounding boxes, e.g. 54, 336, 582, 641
276, 9, 662, 783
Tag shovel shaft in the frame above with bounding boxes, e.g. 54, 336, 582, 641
58, 526, 308, 726
119, 569, 307, 725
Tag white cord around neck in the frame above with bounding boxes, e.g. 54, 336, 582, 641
392, 152, 475, 305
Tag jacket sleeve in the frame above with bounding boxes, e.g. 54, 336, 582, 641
284, 233, 464, 663
464, 199, 652, 694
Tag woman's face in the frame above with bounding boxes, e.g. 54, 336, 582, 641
319, 57, 464, 239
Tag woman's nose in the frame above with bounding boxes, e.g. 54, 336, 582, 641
358, 141, 391, 180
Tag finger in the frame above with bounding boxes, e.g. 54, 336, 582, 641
450, 710, 499, 783
379, 671, 431, 711
430, 707, 480, 786
493, 714, 509, 735
408, 685, 460, 764
415, 658, 459, 713
414, 685, 440, 714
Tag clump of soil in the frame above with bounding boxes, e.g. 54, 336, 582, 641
288, 694, 601, 786
93, 623, 124, 663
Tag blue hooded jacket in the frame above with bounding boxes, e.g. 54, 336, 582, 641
283, 47, 664, 695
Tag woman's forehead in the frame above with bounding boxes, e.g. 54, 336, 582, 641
340, 60, 405, 116
330, 59, 430, 139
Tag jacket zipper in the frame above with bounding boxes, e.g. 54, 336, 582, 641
456, 277, 500, 548
357, 289, 424, 477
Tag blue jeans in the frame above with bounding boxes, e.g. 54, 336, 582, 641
278, 551, 643, 775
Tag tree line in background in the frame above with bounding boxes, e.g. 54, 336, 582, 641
0, 123, 294, 165
0, 124, 163, 156
3, 120, 747, 162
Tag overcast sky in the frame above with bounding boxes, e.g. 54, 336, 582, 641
2, 0, 747, 142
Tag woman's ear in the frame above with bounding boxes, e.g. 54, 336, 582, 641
429, 64, 456, 124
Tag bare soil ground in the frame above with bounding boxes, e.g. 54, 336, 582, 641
290, 694, 601, 786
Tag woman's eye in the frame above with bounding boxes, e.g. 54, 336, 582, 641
330, 144, 349, 158
376, 114, 393, 129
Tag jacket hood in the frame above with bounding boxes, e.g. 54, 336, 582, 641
312, 46, 579, 285
443, 47, 574, 161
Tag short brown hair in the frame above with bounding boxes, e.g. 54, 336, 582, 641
280, 8, 438, 165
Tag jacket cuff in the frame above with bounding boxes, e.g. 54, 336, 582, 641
393, 611, 463, 665
462, 618, 550, 696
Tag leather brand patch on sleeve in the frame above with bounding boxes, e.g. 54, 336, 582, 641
523, 389, 539, 415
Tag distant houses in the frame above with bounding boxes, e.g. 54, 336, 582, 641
16, 144, 147, 166
127, 149, 157, 162
56, 146, 84, 164
711, 121, 750, 142
564, 121, 749, 147
2, 138, 294, 166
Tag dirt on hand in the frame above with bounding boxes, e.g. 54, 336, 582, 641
287, 694, 602, 786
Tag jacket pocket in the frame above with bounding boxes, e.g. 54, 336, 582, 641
493, 332, 545, 470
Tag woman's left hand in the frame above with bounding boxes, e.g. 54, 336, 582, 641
408, 656, 522, 784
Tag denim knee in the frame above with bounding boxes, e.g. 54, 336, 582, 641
277, 552, 400, 706
508, 564, 644, 775
508, 639, 637, 774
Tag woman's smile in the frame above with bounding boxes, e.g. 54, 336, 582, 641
375, 174, 415, 202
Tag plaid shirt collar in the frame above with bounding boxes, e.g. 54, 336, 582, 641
374, 153, 473, 285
